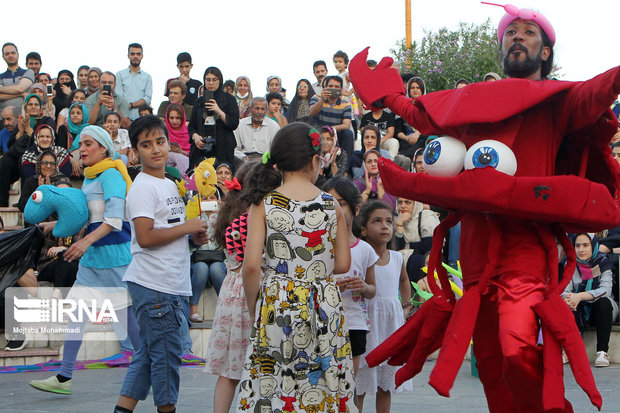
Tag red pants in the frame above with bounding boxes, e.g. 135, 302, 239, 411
473, 271, 548, 413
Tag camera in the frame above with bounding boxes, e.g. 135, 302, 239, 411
329, 88, 341, 97
46, 84, 53, 96
201, 136, 216, 152
103, 84, 112, 95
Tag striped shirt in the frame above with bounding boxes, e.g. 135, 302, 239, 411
310, 95, 352, 127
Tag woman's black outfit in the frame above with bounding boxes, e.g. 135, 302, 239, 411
188, 91, 239, 170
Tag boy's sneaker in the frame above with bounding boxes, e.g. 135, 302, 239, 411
594, 351, 610, 367
29, 376, 72, 395
4, 338, 29, 351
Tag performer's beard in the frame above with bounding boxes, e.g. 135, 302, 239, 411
502, 44, 543, 79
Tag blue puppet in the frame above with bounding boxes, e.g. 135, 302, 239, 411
24, 185, 89, 238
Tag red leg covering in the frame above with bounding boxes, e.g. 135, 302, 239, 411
429, 287, 481, 397
475, 271, 547, 413
473, 288, 519, 412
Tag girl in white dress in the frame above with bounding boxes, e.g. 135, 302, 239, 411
356, 200, 412, 413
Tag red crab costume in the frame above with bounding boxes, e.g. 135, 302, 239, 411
349, 4, 620, 413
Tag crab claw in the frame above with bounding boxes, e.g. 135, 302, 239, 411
365, 296, 436, 367
394, 297, 453, 388
365, 296, 453, 388
533, 295, 602, 411
349, 47, 405, 110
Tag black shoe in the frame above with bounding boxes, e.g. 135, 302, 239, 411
4, 338, 29, 351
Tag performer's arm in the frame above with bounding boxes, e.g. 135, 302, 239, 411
384, 95, 438, 134
562, 66, 620, 133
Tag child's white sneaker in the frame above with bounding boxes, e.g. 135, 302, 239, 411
594, 351, 609, 367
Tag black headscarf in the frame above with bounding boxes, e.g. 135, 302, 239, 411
53, 70, 77, 116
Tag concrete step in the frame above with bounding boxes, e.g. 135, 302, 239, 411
0, 347, 59, 367
8, 188, 19, 206
0, 206, 23, 227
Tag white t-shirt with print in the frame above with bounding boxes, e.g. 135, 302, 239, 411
335, 238, 378, 331
123, 172, 191, 296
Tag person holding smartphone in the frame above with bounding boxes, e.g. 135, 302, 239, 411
188, 67, 239, 170
309, 75, 355, 159
84, 71, 131, 128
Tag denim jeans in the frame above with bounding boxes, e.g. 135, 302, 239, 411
190, 261, 226, 303
120, 282, 189, 407
448, 222, 461, 267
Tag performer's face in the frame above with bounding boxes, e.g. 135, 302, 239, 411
501, 19, 550, 79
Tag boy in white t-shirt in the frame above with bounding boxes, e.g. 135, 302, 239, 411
114, 115, 207, 413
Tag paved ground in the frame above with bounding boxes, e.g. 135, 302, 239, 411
1, 361, 618, 412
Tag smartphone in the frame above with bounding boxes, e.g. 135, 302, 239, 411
46, 84, 53, 96
201, 200, 219, 212
329, 89, 341, 97
204, 90, 214, 102
103, 84, 112, 95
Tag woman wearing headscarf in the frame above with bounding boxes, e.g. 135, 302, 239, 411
188, 67, 239, 170
52, 70, 77, 118
286, 79, 316, 124
85, 67, 102, 97
562, 233, 619, 367
315, 125, 348, 187
57, 102, 90, 151
17, 150, 71, 211
235, 76, 252, 119
164, 103, 190, 174
17, 94, 56, 143
77, 65, 90, 90
349, 124, 391, 178
266, 75, 289, 113
394, 77, 428, 158
393, 197, 440, 283
29, 125, 139, 395
30, 83, 56, 119
20, 124, 71, 181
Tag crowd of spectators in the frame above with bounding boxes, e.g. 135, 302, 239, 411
0, 40, 619, 364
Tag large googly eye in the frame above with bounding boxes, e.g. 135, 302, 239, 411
464, 140, 517, 176
423, 136, 467, 177
31, 190, 43, 203
203, 170, 211, 179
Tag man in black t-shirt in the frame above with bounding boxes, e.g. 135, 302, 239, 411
164, 52, 202, 106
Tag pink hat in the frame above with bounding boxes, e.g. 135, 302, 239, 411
482, 2, 556, 46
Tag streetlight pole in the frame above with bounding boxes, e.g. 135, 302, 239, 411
406, 0, 412, 49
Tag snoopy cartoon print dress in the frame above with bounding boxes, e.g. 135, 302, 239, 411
237, 190, 358, 413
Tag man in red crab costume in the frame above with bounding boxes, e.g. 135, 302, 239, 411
349, 3, 620, 412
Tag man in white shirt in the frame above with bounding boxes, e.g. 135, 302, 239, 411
116, 43, 153, 120
233, 97, 280, 161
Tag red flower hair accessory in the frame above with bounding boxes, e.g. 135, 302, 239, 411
224, 177, 242, 191
309, 128, 321, 150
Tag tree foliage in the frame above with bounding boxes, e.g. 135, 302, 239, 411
392, 19, 504, 92
392, 19, 562, 92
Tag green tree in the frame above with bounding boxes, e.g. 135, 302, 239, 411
392, 19, 503, 92
393, 19, 561, 92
